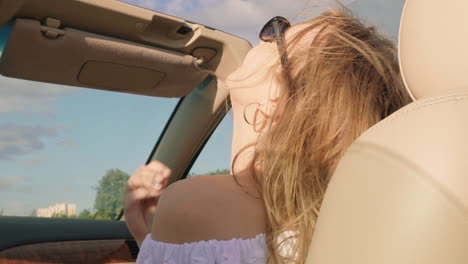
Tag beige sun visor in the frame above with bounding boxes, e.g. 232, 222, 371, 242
0, 0, 251, 97
0, 18, 210, 97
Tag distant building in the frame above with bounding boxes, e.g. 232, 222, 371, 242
36, 203, 77, 218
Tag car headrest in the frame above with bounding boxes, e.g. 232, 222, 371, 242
399, 0, 468, 100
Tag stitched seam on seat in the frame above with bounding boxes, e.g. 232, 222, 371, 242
355, 95, 468, 217
351, 141, 468, 219
368, 95, 468, 133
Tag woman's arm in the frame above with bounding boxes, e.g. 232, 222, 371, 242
123, 161, 171, 247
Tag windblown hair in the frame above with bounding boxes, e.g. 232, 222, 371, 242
243, 8, 411, 264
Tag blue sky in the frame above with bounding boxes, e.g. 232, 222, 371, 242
0, 0, 405, 216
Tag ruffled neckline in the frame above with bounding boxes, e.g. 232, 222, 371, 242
137, 233, 267, 264
144, 233, 266, 246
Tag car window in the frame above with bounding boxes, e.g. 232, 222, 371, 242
0, 53, 179, 219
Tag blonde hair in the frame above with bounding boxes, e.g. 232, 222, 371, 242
237, 8, 412, 264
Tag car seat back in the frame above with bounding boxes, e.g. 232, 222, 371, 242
306, 0, 468, 263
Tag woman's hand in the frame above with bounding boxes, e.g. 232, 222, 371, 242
123, 160, 171, 246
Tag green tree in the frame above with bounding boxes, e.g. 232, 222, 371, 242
0, 209, 4, 216
52, 212, 74, 218
78, 209, 94, 219
188, 168, 230, 177
205, 169, 230, 175
93, 169, 130, 220
29, 209, 37, 217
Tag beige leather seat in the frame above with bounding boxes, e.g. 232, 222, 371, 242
306, 0, 468, 263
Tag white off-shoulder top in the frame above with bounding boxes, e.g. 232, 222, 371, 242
136, 233, 268, 264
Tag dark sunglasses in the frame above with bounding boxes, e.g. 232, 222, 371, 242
259, 16, 291, 67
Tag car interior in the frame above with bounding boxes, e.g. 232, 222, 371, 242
1, 0, 466, 263
0, 0, 250, 262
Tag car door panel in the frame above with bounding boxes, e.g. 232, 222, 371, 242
0, 216, 138, 263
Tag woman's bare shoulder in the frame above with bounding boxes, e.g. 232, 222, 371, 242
151, 174, 266, 244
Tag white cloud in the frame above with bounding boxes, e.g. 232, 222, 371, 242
20, 157, 48, 168
0, 123, 58, 160
0, 75, 76, 116
166, 0, 187, 14
58, 140, 80, 149
131, 0, 164, 11
0, 175, 27, 191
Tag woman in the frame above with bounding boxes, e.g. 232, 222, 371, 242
124, 8, 411, 264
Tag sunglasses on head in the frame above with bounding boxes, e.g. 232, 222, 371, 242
259, 16, 291, 67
